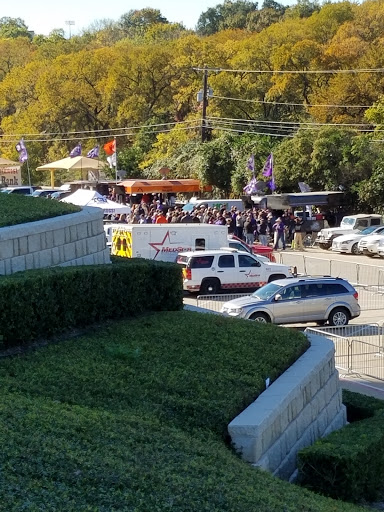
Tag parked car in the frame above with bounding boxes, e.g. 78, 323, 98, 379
176, 248, 292, 294
316, 214, 383, 250
32, 189, 59, 198
50, 190, 72, 200
358, 231, 384, 257
376, 239, 384, 258
331, 225, 384, 254
1, 186, 41, 195
221, 277, 360, 326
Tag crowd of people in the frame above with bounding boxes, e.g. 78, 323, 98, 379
104, 198, 315, 250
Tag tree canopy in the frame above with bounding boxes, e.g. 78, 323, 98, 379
0, 1, 384, 211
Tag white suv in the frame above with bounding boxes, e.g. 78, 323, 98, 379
177, 248, 292, 294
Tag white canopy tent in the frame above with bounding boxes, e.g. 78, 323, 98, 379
36, 156, 104, 188
61, 189, 131, 215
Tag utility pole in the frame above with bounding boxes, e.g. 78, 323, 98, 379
201, 67, 209, 143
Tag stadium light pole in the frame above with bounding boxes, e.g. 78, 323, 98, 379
65, 20, 75, 39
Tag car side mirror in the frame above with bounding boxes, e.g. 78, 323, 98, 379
274, 294, 282, 301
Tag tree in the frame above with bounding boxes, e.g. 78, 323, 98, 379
197, 0, 258, 35
118, 9, 168, 39
0, 17, 32, 39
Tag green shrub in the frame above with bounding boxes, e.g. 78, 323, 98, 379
342, 389, 384, 422
297, 410, 384, 503
0, 260, 183, 346
0, 193, 80, 226
0, 312, 360, 511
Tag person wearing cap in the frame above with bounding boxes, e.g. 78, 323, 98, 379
272, 217, 286, 250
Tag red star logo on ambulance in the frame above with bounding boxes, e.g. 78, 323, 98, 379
148, 230, 192, 259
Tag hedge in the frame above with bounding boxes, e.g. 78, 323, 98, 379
0, 193, 80, 227
297, 410, 384, 503
0, 258, 183, 346
342, 389, 384, 422
0, 311, 363, 511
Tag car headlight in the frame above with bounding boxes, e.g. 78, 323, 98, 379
222, 306, 243, 316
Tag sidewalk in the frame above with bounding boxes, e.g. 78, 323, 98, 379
339, 373, 384, 400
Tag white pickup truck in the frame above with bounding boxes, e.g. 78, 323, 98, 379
316, 214, 383, 250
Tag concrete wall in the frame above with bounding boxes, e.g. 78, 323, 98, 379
0, 207, 110, 275
228, 334, 346, 481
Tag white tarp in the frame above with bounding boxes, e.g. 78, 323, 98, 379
61, 189, 131, 215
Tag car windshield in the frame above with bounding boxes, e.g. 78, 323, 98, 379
251, 282, 282, 300
341, 217, 357, 226
362, 226, 379, 235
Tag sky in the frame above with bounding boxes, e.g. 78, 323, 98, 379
2, 0, 237, 37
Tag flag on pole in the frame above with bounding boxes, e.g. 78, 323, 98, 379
69, 143, 82, 158
298, 182, 311, 193
103, 139, 116, 155
247, 154, 255, 172
107, 153, 117, 168
269, 175, 276, 191
87, 145, 99, 158
243, 176, 258, 195
262, 154, 273, 177
15, 139, 28, 163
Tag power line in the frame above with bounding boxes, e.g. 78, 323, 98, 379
207, 125, 294, 137
0, 124, 201, 144
207, 115, 375, 128
193, 66, 384, 75
0, 119, 198, 139
211, 94, 373, 109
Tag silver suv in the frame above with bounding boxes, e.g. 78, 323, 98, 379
221, 277, 360, 326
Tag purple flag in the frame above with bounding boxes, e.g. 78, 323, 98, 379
243, 176, 258, 195
69, 143, 82, 158
15, 139, 28, 163
247, 154, 255, 172
269, 176, 276, 191
87, 145, 99, 158
262, 154, 273, 177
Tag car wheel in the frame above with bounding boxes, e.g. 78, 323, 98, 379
328, 307, 349, 326
351, 243, 360, 255
200, 278, 220, 295
319, 243, 331, 250
249, 312, 270, 323
367, 252, 376, 257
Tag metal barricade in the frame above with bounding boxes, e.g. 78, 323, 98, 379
355, 285, 384, 311
306, 324, 384, 381
196, 293, 250, 313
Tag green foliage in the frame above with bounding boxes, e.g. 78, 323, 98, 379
342, 389, 384, 422
298, 411, 384, 503
0, 259, 183, 346
0, 312, 363, 511
0, 194, 80, 227
0, 17, 31, 39
118, 8, 169, 39
197, 0, 259, 35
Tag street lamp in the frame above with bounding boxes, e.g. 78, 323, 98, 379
65, 20, 75, 39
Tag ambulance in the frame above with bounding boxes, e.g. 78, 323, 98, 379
111, 224, 229, 262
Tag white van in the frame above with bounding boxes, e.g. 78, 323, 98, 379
111, 224, 229, 262
182, 198, 245, 213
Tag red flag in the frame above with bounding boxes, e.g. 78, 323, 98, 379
103, 139, 116, 155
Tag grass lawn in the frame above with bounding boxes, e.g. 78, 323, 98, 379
0, 311, 364, 511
